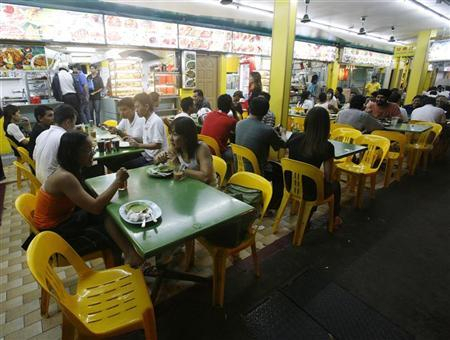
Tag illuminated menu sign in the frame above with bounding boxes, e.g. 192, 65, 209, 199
178, 25, 232, 52
341, 47, 392, 67
232, 32, 271, 56
429, 40, 450, 62
105, 15, 178, 48
294, 41, 337, 62
0, 3, 105, 44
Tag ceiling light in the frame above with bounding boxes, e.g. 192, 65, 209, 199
220, 0, 233, 4
301, 0, 311, 23
388, 26, 396, 42
357, 16, 367, 35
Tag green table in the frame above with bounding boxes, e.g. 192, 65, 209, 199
330, 140, 368, 159
385, 123, 432, 133
93, 127, 144, 161
85, 166, 255, 258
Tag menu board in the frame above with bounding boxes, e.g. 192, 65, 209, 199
178, 25, 232, 52
293, 41, 337, 62
0, 45, 46, 70
105, 15, 177, 48
428, 40, 450, 62
0, 4, 105, 44
341, 47, 392, 67
232, 32, 272, 56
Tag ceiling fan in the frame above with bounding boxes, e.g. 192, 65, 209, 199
357, 16, 367, 35
301, 0, 311, 23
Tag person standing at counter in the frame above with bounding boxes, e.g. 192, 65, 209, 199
3, 105, 31, 154
193, 89, 211, 112
307, 74, 320, 101
73, 64, 90, 123
123, 93, 167, 169
27, 105, 54, 156
51, 62, 81, 122
88, 65, 104, 126
364, 75, 381, 96
34, 104, 77, 183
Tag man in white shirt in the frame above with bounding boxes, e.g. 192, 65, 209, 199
411, 96, 446, 124
163, 97, 195, 129
110, 97, 145, 141
51, 62, 80, 122
33, 104, 77, 182
124, 93, 167, 169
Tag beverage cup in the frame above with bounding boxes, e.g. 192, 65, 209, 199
113, 139, 120, 152
97, 140, 105, 153
391, 117, 399, 126
105, 140, 112, 153
118, 179, 128, 191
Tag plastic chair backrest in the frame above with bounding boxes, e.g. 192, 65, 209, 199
330, 127, 362, 143
281, 158, 325, 202
15, 193, 40, 235
6, 136, 21, 158
103, 119, 118, 127
354, 135, 390, 170
228, 172, 272, 223
371, 130, 406, 155
17, 146, 36, 171
198, 134, 221, 156
212, 155, 227, 187
14, 161, 41, 194
414, 121, 443, 145
242, 111, 249, 119
230, 143, 261, 175
331, 123, 353, 131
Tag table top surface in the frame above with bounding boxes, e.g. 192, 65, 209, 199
85, 166, 255, 258
384, 123, 432, 133
329, 140, 368, 159
93, 127, 144, 160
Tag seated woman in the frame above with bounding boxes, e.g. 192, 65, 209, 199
32, 131, 143, 267
155, 117, 217, 187
286, 107, 342, 226
3, 105, 31, 154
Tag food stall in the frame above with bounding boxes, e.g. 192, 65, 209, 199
428, 40, 450, 88
338, 47, 393, 94
290, 41, 338, 105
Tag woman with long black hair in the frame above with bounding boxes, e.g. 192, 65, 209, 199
287, 107, 342, 226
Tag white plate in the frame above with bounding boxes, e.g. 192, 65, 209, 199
146, 165, 173, 178
119, 200, 162, 225
119, 141, 130, 148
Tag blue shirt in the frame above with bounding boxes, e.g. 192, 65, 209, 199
77, 71, 88, 94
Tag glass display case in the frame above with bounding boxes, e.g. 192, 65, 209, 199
109, 59, 143, 98
25, 71, 51, 100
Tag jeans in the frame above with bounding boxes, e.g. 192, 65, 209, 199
80, 99, 91, 124
62, 93, 81, 123
89, 99, 101, 125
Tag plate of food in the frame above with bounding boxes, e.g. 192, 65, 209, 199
119, 200, 162, 225
31, 54, 46, 69
146, 163, 174, 178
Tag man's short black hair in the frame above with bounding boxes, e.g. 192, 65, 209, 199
181, 97, 194, 112
349, 95, 366, 110
336, 87, 343, 94
54, 104, 77, 125
423, 96, 436, 106
193, 89, 204, 97
233, 90, 244, 99
73, 63, 82, 70
250, 97, 269, 118
260, 91, 271, 102
34, 105, 53, 122
318, 92, 327, 103
388, 91, 401, 103
217, 94, 232, 113
377, 89, 391, 98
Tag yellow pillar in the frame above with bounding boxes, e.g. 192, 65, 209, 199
218, 55, 227, 95
0, 117, 13, 155
405, 30, 431, 104
269, 0, 298, 126
327, 61, 339, 90
390, 57, 401, 89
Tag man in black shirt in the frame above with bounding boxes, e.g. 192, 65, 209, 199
27, 105, 54, 155
87, 65, 104, 125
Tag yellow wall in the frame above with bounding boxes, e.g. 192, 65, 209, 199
179, 88, 194, 99
225, 56, 240, 73
0, 118, 13, 155
218, 55, 227, 95
326, 61, 339, 90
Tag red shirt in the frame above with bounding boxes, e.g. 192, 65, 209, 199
366, 102, 401, 119
201, 110, 237, 152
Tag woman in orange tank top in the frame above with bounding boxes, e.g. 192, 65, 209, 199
32, 131, 142, 267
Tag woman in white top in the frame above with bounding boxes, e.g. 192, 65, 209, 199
297, 91, 314, 112
325, 89, 339, 114
108, 97, 144, 140
3, 105, 31, 152
155, 117, 217, 186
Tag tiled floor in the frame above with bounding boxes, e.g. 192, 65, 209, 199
0, 161, 388, 339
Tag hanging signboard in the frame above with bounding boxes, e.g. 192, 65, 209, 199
0, 45, 47, 70
232, 32, 271, 56
178, 25, 232, 52
293, 41, 337, 62
393, 45, 416, 58
428, 40, 450, 62
341, 47, 392, 67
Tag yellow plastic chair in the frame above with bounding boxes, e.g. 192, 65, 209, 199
198, 134, 221, 156
371, 130, 406, 187
242, 110, 249, 119
6, 136, 24, 188
17, 146, 36, 171
268, 146, 287, 162
230, 143, 261, 175
27, 231, 157, 339
103, 119, 118, 128
336, 135, 390, 208
330, 128, 362, 143
331, 123, 353, 131
272, 159, 335, 246
405, 122, 442, 175
15, 194, 115, 317
198, 172, 272, 306
287, 116, 305, 132
212, 155, 227, 187
13, 161, 41, 194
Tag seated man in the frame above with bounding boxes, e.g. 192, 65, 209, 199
34, 104, 77, 183
403, 95, 423, 116
365, 88, 401, 119
388, 91, 409, 122
336, 95, 384, 133
27, 105, 54, 155
436, 95, 450, 119
200, 94, 237, 159
124, 93, 168, 169
193, 89, 211, 112
109, 97, 145, 141
163, 97, 195, 128
259, 92, 276, 127
411, 96, 446, 124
